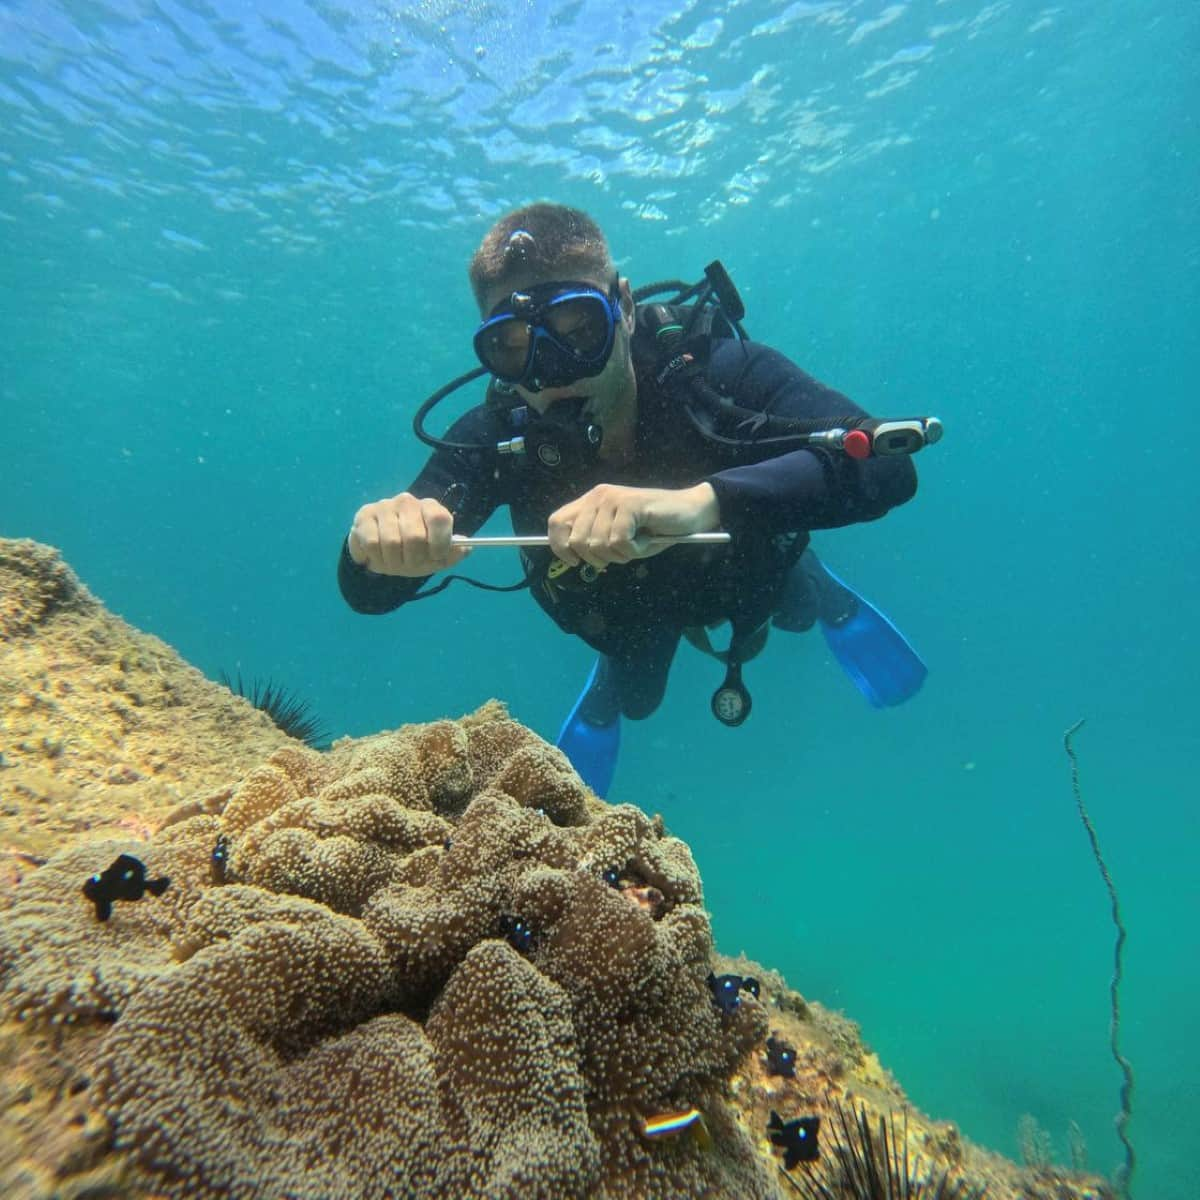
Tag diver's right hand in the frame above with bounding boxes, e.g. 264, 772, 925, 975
346, 493, 470, 577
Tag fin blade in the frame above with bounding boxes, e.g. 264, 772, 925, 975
555, 659, 620, 798
818, 566, 927, 707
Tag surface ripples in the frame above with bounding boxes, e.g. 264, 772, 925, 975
0, 0, 1045, 249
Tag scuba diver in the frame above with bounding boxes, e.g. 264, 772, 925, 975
339, 203, 938, 798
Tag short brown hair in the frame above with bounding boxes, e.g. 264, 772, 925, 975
468, 203, 613, 311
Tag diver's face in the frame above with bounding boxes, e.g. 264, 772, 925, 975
479, 271, 637, 423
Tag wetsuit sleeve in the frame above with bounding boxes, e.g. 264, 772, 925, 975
337, 407, 503, 615
703, 340, 917, 535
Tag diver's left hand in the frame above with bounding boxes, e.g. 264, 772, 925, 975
548, 482, 721, 569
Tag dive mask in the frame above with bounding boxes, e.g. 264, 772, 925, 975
474, 277, 621, 391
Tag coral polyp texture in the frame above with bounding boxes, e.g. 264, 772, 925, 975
3, 701, 773, 1194
0, 540, 1117, 1200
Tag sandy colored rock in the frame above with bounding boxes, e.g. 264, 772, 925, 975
0, 538, 295, 872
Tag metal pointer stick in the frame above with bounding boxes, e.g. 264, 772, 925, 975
450, 532, 732, 549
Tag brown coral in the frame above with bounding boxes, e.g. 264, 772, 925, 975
2, 701, 778, 1199
426, 939, 600, 1198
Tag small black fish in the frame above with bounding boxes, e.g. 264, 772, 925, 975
211, 834, 230, 884
602, 865, 622, 888
768, 1110, 821, 1168
83, 854, 170, 922
766, 1034, 797, 1078
706, 971, 760, 1015
498, 913, 537, 954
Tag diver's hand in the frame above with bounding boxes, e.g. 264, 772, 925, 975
346, 493, 470, 577
548, 482, 721, 569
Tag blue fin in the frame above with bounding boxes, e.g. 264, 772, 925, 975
818, 564, 927, 708
555, 659, 620, 798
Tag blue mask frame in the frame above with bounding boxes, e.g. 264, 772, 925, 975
473, 277, 621, 391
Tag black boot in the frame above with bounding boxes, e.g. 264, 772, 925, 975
773, 549, 858, 632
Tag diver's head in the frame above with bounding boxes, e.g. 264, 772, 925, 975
469, 204, 637, 438
469, 202, 613, 313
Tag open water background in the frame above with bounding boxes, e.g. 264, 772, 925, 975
2, 2, 1197, 1196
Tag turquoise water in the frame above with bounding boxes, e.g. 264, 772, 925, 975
2, 2, 1196, 1196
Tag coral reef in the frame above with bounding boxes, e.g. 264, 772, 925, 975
719, 956, 1116, 1200
0, 540, 1117, 1200
2, 705, 774, 1199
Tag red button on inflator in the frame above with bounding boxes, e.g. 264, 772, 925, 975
843, 429, 871, 459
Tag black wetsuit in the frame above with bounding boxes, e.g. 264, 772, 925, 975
338, 307, 917, 718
